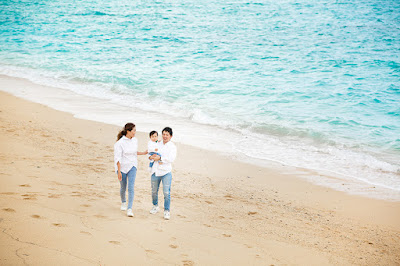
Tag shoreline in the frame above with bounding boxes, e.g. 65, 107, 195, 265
1, 88, 400, 264
0, 73, 399, 202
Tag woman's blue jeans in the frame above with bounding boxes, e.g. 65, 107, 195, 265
120, 166, 137, 210
151, 172, 172, 211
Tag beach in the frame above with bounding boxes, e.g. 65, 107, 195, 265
1, 85, 399, 265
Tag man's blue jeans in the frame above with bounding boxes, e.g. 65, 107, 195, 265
151, 172, 172, 211
120, 166, 137, 210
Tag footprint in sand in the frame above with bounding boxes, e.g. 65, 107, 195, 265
81, 204, 91, 208
1, 192, 17, 195
71, 192, 83, 197
145, 249, 158, 255
80, 231, 92, 236
31, 214, 42, 219
52, 223, 66, 227
248, 211, 258, 215
205, 200, 213, 204
23, 196, 37, 200
94, 214, 107, 219
22, 193, 38, 200
3, 208, 15, 212
48, 194, 61, 198
109, 241, 120, 245
169, 244, 178, 249
203, 224, 211, 227
19, 184, 31, 187
182, 260, 194, 266
222, 234, 232, 238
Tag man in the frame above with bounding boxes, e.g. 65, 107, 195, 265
149, 127, 177, 220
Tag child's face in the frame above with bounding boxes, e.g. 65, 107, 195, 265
150, 133, 158, 142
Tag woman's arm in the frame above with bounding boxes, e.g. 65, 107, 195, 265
116, 162, 122, 181
114, 142, 123, 181
137, 150, 148, 155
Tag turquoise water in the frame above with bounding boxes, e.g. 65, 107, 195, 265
1, 0, 399, 199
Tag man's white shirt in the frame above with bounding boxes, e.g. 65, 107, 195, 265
151, 140, 177, 176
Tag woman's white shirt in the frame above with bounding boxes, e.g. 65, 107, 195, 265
151, 141, 177, 176
114, 136, 138, 173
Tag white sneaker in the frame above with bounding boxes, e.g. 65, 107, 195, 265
150, 205, 159, 214
127, 209, 134, 217
164, 211, 170, 220
121, 202, 127, 211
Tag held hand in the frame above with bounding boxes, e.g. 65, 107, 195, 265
138, 150, 148, 155
117, 171, 122, 181
150, 154, 161, 161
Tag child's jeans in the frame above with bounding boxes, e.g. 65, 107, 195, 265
149, 152, 161, 168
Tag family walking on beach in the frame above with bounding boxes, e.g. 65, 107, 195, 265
114, 123, 177, 220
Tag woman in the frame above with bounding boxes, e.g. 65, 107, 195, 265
149, 127, 177, 220
114, 123, 147, 217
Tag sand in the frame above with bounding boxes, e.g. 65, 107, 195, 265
0, 85, 399, 265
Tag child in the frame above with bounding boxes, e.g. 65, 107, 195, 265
148, 131, 161, 172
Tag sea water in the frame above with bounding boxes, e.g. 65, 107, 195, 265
0, 0, 399, 200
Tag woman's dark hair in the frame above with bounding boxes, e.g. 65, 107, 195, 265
117, 123, 135, 141
162, 127, 173, 136
149, 130, 158, 138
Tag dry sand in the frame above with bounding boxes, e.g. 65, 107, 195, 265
0, 88, 399, 265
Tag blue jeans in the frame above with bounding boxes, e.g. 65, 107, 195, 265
151, 172, 172, 211
120, 166, 137, 210
149, 152, 161, 168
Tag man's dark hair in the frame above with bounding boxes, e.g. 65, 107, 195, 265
162, 127, 173, 136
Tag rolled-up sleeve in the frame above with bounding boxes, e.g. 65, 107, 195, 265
114, 142, 122, 171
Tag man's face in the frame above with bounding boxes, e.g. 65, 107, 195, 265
162, 131, 172, 143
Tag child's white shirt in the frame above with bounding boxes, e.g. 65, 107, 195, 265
147, 140, 158, 153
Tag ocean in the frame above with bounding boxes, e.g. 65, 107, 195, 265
1, 0, 399, 200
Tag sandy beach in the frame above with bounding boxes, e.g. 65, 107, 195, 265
1, 84, 400, 265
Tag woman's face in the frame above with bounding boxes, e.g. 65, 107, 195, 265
162, 131, 172, 143
127, 127, 136, 139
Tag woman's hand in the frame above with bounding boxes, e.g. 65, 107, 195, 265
117, 171, 122, 181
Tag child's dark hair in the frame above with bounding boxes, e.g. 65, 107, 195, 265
162, 127, 173, 136
149, 130, 158, 138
